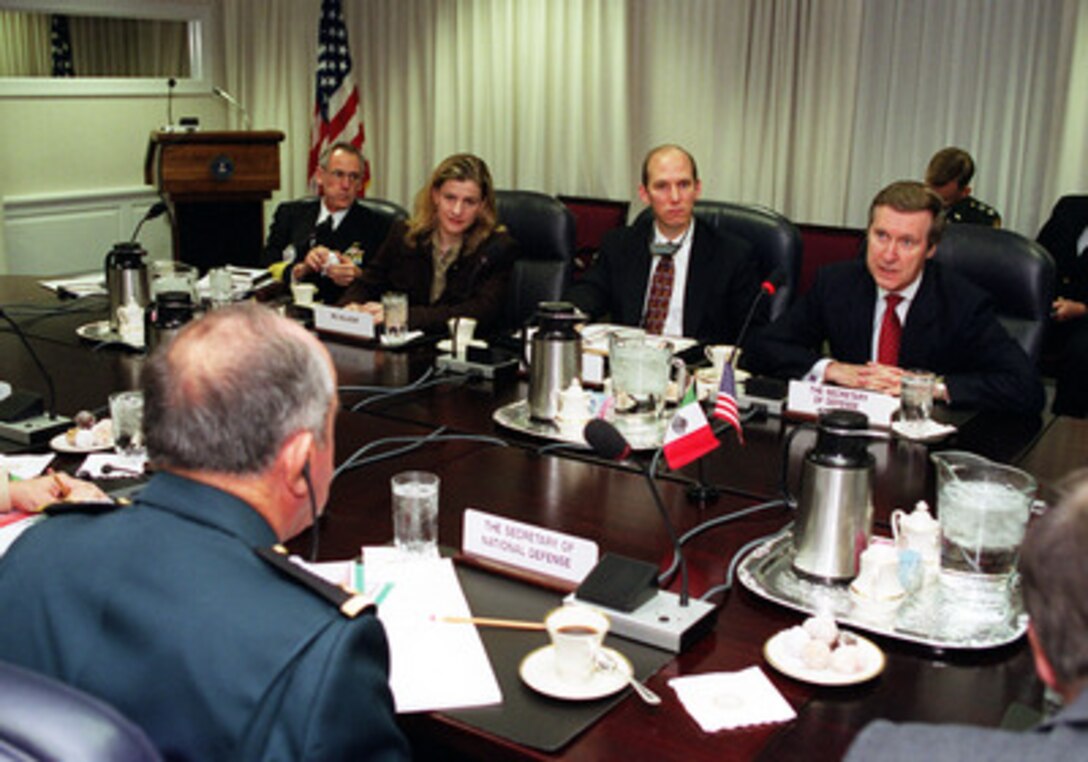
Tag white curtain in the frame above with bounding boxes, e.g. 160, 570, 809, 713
0, 10, 50, 76
221, 0, 1087, 237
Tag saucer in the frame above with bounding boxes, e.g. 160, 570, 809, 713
764, 629, 885, 686
436, 338, 488, 353
519, 645, 631, 700
50, 429, 113, 454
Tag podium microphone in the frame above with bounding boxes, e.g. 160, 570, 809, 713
212, 86, 252, 129
0, 308, 71, 445
166, 77, 177, 128
576, 419, 717, 651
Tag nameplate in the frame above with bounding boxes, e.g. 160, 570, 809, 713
787, 380, 897, 427
313, 305, 375, 339
462, 508, 599, 585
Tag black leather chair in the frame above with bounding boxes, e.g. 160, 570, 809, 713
495, 190, 576, 328
635, 200, 803, 320
0, 661, 163, 762
357, 197, 409, 229
933, 225, 1055, 362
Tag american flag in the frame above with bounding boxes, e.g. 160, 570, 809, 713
51, 15, 75, 77
308, 0, 368, 194
713, 363, 745, 444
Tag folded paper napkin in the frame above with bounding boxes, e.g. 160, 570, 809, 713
380, 330, 424, 347
668, 666, 796, 732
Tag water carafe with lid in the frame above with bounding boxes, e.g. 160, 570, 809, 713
786, 409, 880, 581
526, 302, 583, 421
105, 242, 149, 332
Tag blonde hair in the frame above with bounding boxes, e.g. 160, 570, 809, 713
405, 153, 500, 254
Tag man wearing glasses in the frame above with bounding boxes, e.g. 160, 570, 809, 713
262, 142, 395, 304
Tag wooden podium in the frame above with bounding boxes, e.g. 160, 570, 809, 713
144, 130, 284, 270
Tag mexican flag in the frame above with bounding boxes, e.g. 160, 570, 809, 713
662, 386, 720, 470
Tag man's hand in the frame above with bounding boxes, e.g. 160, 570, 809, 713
8, 473, 108, 513
344, 301, 385, 324
1052, 297, 1088, 323
292, 245, 335, 281
825, 361, 905, 395
324, 253, 361, 286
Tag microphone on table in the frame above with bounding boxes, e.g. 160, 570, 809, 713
584, 419, 689, 604
212, 86, 253, 129
0, 307, 71, 445
575, 420, 718, 652
728, 268, 785, 366
129, 201, 168, 243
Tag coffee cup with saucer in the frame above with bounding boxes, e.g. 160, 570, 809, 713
519, 604, 633, 700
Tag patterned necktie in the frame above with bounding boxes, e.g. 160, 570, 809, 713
877, 293, 904, 366
642, 254, 675, 335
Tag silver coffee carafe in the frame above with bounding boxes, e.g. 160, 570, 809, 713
105, 242, 149, 332
526, 302, 584, 421
784, 409, 886, 581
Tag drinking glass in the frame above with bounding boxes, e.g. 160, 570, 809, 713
898, 370, 935, 434
382, 292, 409, 341
109, 390, 145, 456
391, 471, 439, 558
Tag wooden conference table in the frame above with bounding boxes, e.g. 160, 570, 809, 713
0, 277, 1073, 761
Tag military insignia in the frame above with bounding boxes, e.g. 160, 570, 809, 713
256, 545, 374, 619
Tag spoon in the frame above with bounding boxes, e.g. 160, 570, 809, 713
595, 649, 661, 705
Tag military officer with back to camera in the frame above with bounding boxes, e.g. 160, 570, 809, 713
0, 303, 409, 761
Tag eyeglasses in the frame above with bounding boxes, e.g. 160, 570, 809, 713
327, 169, 362, 183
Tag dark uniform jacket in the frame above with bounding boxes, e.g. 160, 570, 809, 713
745, 259, 1044, 415
262, 198, 397, 304
946, 195, 1002, 227
340, 219, 518, 335
0, 473, 409, 762
566, 215, 766, 344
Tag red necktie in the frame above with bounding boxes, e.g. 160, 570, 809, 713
642, 255, 675, 335
877, 293, 903, 366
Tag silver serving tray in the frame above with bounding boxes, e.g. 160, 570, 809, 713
492, 399, 667, 451
76, 320, 141, 349
737, 529, 1028, 651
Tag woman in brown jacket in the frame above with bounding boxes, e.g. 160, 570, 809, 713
340, 153, 517, 335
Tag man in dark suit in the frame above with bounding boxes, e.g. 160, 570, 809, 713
745, 181, 1043, 415
566, 144, 765, 344
262, 142, 398, 304
1037, 195, 1088, 416
846, 470, 1088, 761
0, 305, 409, 761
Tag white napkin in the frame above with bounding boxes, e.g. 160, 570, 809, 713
380, 330, 424, 347
890, 419, 957, 441
668, 666, 796, 732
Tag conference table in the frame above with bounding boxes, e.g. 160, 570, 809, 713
0, 275, 1074, 761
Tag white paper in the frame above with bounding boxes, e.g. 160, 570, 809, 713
39, 272, 106, 297
76, 453, 148, 479
363, 551, 502, 713
0, 453, 55, 480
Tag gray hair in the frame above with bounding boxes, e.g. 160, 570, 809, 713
320, 141, 364, 170
142, 303, 335, 474
1020, 469, 1088, 687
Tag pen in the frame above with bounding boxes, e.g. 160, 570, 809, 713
51, 471, 71, 500
433, 615, 547, 631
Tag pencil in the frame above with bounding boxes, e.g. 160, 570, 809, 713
51, 472, 71, 500
434, 615, 546, 631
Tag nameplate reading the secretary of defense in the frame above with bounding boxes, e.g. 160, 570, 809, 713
312, 305, 376, 340
462, 508, 599, 585
787, 380, 898, 427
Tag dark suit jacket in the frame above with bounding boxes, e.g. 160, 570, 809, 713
844, 688, 1088, 762
745, 259, 1045, 415
339, 219, 518, 336
1036, 195, 1088, 304
566, 216, 766, 344
262, 198, 396, 304
0, 473, 409, 762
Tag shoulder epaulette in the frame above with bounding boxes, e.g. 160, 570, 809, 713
255, 545, 374, 619
43, 500, 123, 516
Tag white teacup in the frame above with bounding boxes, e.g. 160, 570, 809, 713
545, 604, 609, 684
851, 542, 905, 601
291, 282, 316, 306
447, 316, 477, 358
704, 344, 740, 374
